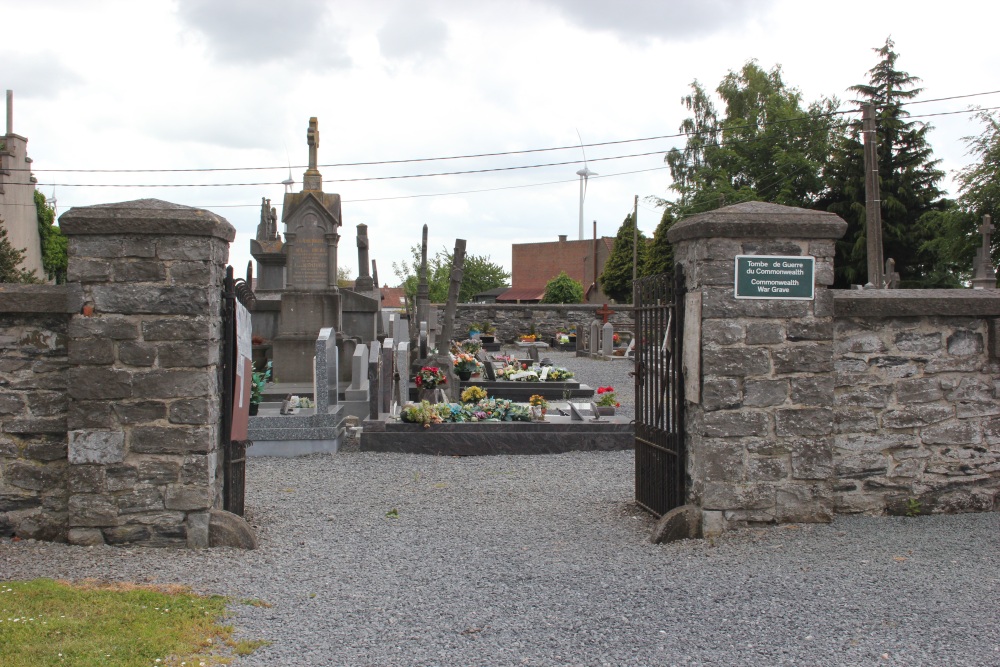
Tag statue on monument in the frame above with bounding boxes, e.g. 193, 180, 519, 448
256, 197, 271, 241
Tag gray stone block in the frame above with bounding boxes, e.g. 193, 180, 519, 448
24, 438, 66, 462
67, 466, 106, 493
789, 376, 834, 406
895, 378, 943, 404
701, 378, 742, 411
834, 407, 878, 433
786, 320, 832, 341
130, 426, 213, 455
169, 261, 212, 284
0, 393, 25, 415
947, 330, 984, 356
69, 316, 139, 340
881, 404, 954, 429
836, 384, 892, 408
702, 347, 770, 377
920, 420, 980, 446
132, 370, 215, 398
699, 438, 745, 481
775, 408, 833, 436
773, 343, 833, 374
67, 367, 132, 400
702, 320, 743, 346
67, 527, 105, 546
68, 258, 112, 282
894, 331, 942, 353
702, 481, 777, 512
117, 487, 164, 513
68, 430, 125, 464
702, 410, 770, 437
745, 321, 783, 345
137, 459, 181, 485
118, 341, 157, 366
141, 316, 215, 341
744, 379, 788, 407
746, 455, 789, 481
164, 484, 212, 511
791, 437, 833, 479
650, 504, 702, 543
113, 260, 166, 282
944, 377, 994, 403
68, 493, 117, 526
92, 285, 209, 315
2, 417, 67, 434
187, 511, 210, 548
26, 391, 66, 417
113, 401, 167, 424
158, 342, 219, 368
169, 398, 217, 425
6, 461, 63, 491
122, 238, 157, 258
105, 463, 139, 491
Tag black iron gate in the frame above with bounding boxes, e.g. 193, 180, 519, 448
633, 268, 686, 517
220, 265, 255, 516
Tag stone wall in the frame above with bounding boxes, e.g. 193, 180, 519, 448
0, 286, 80, 540
832, 291, 1000, 515
453, 303, 634, 343
668, 201, 1000, 536
0, 199, 244, 548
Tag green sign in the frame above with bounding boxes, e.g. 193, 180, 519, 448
734, 255, 815, 300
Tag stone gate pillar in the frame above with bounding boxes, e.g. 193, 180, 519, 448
667, 202, 847, 535
60, 199, 236, 548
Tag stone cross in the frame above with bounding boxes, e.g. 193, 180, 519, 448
595, 303, 616, 324
416, 225, 430, 340
354, 224, 374, 292
256, 197, 271, 241
972, 214, 998, 289
304, 117, 322, 191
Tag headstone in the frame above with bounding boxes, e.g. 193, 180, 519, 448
345, 344, 370, 401
395, 342, 410, 405
416, 225, 430, 335
589, 320, 600, 355
354, 224, 375, 292
528, 345, 540, 363
313, 327, 338, 412
382, 311, 395, 338
427, 308, 439, 351
380, 338, 394, 413
368, 340, 381, 419
419, 321, 428, 358
477, 350, 497, 381
393, 315, 408, 347
602, 322, 614, 356
972, 214, 997, 290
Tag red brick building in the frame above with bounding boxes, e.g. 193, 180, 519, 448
497, 234, 614, 303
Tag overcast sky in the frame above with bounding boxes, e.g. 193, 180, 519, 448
4, 0, 998, 283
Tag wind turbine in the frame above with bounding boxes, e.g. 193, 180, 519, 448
281, 147, 295, 194
575, 130, 596, 240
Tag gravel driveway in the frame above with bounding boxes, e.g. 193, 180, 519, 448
2, 353, 998, 665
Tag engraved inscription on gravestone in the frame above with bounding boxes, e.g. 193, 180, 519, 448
291, 213, 329, 289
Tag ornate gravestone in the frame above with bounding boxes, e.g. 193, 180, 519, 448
972, 214, 997, 290
250, 196, 285, 291
271, 117, 345, 382
354, 223, 375, 293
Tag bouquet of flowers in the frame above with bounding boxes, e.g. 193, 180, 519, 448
453, 352, 478, 373
546, 367, 575, 381
459, 339, 483, 355
461, 385, 488, 403
528, 394, 548, 408
414, 366, 447, 389
612, 333, 620, 345
519, 334, 537, 342
596, 386, 620, 407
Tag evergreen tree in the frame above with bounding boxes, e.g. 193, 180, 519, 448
35, 190, 67, 283
0, 218, 40, 283
642, 209, 675, 277
819, 38, 950, 287
599, 212, 647, 303
541, 271, 584, 304
660, 61, 841, 220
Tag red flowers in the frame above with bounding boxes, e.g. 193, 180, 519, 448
597, 386, 614, 394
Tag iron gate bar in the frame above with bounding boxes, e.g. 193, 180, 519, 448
220, 265, 255, 516
633, 267, 686, 517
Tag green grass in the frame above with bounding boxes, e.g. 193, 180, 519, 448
0, 579, 268, 666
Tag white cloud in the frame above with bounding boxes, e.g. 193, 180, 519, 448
377, 10, 449, 61
0, 52, 82, 98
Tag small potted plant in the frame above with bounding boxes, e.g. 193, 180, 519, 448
480, 321, 496, 343
250, 361, 272, 416
414, 366, 448, 403
453, 352, 478, 382
595, 386, 620, 416
528, 394, 548, 421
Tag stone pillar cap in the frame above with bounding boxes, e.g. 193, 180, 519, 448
60, 198, 236, 241
666, 201, 847, 243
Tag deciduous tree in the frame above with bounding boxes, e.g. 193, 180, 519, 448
541, 271, 584, 304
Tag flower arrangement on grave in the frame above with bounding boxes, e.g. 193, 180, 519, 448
453, 352, 478, 374
596, 386, 620, 408
612, 332, 620, 345
528, 395, 548, 409
545, 367, 575, 381
414, 366, 447, 390
461, 385, 488, 403
519, 333, 537, 342
400, 400, 448, 428
250, 361, 272, 407
499, 362, 539, 381
557, 332, 570, 344
459, 338, 483, 355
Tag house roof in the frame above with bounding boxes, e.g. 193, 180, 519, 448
380, 285, 407, 307
495, 286, 545, 302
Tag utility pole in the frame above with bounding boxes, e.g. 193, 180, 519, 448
862, 103, 884, 288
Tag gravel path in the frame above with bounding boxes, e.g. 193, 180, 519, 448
2, 355, 998, 665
